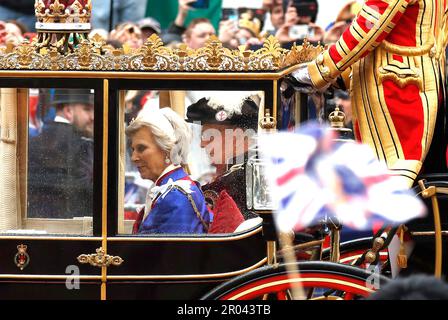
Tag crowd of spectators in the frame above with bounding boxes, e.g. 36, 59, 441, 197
0, 1, 361, 51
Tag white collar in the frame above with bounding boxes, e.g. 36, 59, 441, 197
54, 116, 71, 124
154, 164, 181, 185
144, 164, 182, 219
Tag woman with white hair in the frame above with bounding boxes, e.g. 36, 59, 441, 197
126, 107, 212, 234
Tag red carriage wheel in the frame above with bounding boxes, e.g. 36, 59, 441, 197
201, 261, 388, 300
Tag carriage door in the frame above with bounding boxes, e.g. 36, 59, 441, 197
95, 81, 273, 300
0, 82, 104, 299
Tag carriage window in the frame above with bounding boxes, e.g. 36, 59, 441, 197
0, 88, 94, 236
118, 90, 264, 235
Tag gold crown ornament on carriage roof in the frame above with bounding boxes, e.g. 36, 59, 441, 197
34, 0, 92, 53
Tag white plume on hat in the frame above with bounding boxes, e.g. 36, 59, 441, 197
191, 91, 263, 117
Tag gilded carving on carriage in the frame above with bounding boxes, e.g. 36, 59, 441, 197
77, 247, 124, 268
0, 32, 324, 72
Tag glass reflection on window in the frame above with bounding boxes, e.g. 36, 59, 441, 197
26, 89, 94, 234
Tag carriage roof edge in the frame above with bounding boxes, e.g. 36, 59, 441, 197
0, 34, 324, 78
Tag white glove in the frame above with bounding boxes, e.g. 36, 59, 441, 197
283, 64, 317, 95
291, 64, 313, 86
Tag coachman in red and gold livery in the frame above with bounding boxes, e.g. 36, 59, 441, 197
302, 0, 448, 187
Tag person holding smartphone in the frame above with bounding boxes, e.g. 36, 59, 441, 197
164, 0, 214, 47
324, 1, 361, 45
252, 0, 287, 37
267, 0, 287, 33
109, 22, 144, 50
275, 0, 324, 44
219, 11, 264, 49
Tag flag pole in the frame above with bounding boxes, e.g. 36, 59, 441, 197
279, 232, 306, 300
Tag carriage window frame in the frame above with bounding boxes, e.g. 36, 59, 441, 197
0, 78, 104, 237
109, 78, 276, 238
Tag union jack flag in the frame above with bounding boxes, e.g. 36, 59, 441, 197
259, 122, 426, 232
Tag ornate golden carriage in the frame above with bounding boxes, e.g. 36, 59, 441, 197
1, 0, 446, 301
0, 3, 332, 298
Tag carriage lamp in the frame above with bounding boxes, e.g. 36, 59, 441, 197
246, 111, 277, 212
246, 156, 276, 211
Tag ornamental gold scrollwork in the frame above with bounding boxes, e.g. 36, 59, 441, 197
0, 34, 323, 72
139, 34, 172, 70
280, 39, 325, 69
77, 247, 124, 268
90, 34, 106, 54
171, 44, 195, 71
76, 40, 93, 68
251, 35, 285, 70
0, 39, 45, 69
16, 40, 36, 67
129, 34, 174, 70
46, 48, 64, 70
198, 35, 227, 69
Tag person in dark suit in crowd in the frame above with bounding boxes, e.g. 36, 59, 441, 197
186, 93, 262, 227
27, 89, 94, 219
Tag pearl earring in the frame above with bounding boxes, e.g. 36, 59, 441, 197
165, 156, 171, 165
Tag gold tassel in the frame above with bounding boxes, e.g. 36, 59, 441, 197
397, 226, 408, 269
